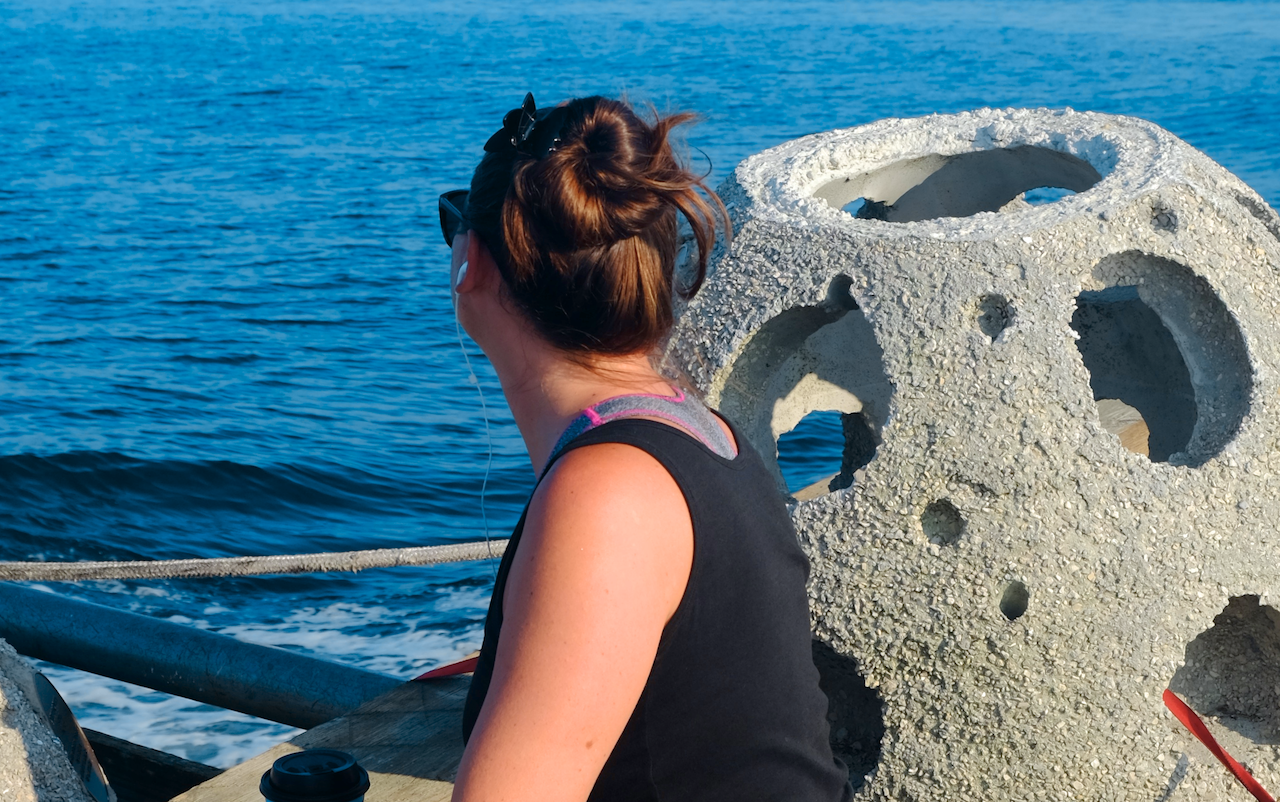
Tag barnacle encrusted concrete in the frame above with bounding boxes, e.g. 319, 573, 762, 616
666, 108, 1280, 801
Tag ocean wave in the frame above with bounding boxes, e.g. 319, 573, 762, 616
237, 318, 346, 326
158, 299, 266, 310
0, 451, 444, 527
170, 353, 262, 364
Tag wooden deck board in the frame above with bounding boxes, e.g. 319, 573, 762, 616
171, 678, 468, 802
86, 728, 219, 802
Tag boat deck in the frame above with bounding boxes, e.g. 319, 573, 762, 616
172, 677, 468, 802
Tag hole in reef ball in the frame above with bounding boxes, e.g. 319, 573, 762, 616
921, 499, 965, 545
1022, 186, 1077, 205
825, 273, 859, 311
779, 410, 879, 502
1152, 209, 1179, 232
976, 294, 1013, 340
1000, 581, 1030, 621
816, 146, 1103, 223
812, 640, 884, 792
726, 285, 892, 501
842, 198, 891, 221
1072, 285, 1197, 463
777, 410, 845, 497
1168, 595, 1280, 744
1077, 252, 1252, 467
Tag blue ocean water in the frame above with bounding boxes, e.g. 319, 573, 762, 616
1, 0, 1278, 768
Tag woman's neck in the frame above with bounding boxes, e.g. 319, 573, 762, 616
486, 331, 674, 475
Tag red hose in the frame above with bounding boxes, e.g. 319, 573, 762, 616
1164, 689, 1275, 802
414, 655, 480, 680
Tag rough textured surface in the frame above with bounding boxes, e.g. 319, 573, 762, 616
0, 639, 95, 802
665, 108, 1280, 801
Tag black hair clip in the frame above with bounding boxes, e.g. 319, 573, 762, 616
484, 92, 570, 160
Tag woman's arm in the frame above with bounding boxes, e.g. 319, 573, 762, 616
452, 442, 694, 802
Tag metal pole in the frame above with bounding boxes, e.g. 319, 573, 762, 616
0, 583, 404, 729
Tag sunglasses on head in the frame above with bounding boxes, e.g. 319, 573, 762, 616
438, 189, 469, 247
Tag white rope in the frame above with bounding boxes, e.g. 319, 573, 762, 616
0, 540, 509, 582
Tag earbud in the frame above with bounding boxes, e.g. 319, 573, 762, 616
454, 261, 469, 290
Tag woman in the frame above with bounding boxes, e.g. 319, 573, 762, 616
440, 93, 851, 802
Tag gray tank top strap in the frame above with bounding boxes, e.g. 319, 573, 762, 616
548, 386, 736, 467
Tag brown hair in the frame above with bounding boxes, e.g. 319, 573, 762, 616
466, 96, 729, 356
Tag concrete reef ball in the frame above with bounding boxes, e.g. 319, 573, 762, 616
665, 108, 1280, 802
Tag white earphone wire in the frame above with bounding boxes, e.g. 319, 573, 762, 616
453, 286, 496, 573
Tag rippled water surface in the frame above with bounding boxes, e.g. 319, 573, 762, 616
2, 0, 1278, 768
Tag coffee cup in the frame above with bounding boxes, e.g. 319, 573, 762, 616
259, 749, 370, 802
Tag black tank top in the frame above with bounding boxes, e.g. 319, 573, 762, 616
462, 417, 852, 802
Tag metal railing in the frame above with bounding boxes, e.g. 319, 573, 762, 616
0, 583, 405, 729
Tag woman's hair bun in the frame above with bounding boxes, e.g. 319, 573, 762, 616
469, 95, 729, 357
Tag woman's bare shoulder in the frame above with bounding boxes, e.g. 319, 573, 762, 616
527, 441, 691, 565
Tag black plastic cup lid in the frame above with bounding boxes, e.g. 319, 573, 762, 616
259, 749, 371, 802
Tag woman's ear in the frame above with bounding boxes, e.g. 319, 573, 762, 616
463, 233, 498, 293
453, 232, 507, 347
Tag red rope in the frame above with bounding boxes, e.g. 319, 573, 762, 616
413, 655, 479, 680
1164, 689, 1275, 802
